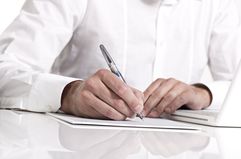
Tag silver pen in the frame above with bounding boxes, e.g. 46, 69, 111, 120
100, 44, 144, 120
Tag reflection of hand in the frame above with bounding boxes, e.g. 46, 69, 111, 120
143, 78, 212, 117
60, 69, 144, 120
140, 131, 210, 157
59, 124, 141, 159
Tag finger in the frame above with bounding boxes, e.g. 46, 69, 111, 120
147, 110, 160, 118
143, 78, 178, 116
131, 87, 144, 105
86, 80, 135, 117
71, 88, 109, 119
143, 78, 164, 102
165, 91, 190, 114
74, 102, 107, 119
97, 69, 143, 113
81, 90, 126, 120
131, 88, 145, 118
156, 82, 187, 114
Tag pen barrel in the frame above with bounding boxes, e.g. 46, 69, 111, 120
110, 64, 126, 83
100, 44, 143, 120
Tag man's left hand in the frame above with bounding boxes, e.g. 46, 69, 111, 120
143, 78, 212, 117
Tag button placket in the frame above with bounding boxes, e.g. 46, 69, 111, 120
153, 4, 175, 80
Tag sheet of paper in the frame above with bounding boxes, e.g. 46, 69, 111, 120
47, 113, 200, 130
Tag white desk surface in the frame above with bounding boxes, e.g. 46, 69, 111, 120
0, 109, 241, 159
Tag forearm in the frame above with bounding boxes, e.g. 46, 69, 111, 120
0, 0, 86, 112
0, 60, 79, 112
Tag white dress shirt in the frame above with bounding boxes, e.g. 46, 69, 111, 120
0, 0, 240, 112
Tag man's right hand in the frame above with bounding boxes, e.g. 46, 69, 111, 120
60, 69, 144, 120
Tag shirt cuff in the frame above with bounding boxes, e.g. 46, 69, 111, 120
202, 81, 231, 110
26, 73, 80, 112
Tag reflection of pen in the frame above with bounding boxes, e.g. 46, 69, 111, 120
100, 44, 144, 120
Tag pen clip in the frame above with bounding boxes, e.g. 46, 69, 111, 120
100, 44, 126, 83
100, 44, 116, 67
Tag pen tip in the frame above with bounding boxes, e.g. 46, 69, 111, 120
137, 113, 144, 120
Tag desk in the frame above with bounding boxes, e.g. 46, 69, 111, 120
0, 109, 241, 159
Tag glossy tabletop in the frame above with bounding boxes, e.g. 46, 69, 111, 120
1, 109, 241, 159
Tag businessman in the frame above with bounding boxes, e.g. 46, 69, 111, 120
0, 0, 240, 120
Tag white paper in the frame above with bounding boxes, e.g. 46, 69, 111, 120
47, 113, 200, 130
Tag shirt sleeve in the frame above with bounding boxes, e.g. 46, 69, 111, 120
205, 0, 241, 109
0, 0, 87, 112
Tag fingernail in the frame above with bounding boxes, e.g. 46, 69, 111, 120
134, 104, 143, 113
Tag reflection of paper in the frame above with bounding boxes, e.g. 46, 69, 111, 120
47, 113, 200, 131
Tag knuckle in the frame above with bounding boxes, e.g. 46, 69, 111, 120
178, 82, 189, 90
80, 90, 92, 102
104, 109, 114, 119
96, 69, 109, 78
143, 89, 150, 96
117, 85, 129, 96
156, 78, 164, 83
164, 93, 175, 102
152, 90, 161, 98
167, 78, 176, 83
175, 81, 183, 87
156, 105, 164, 114
84, 78, 96, 91
113, 99, 125, 108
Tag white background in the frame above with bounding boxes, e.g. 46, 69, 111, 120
0, 0, 240, 81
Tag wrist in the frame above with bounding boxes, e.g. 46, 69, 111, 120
60, 80, 83, 111
192, 83, 213, 108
